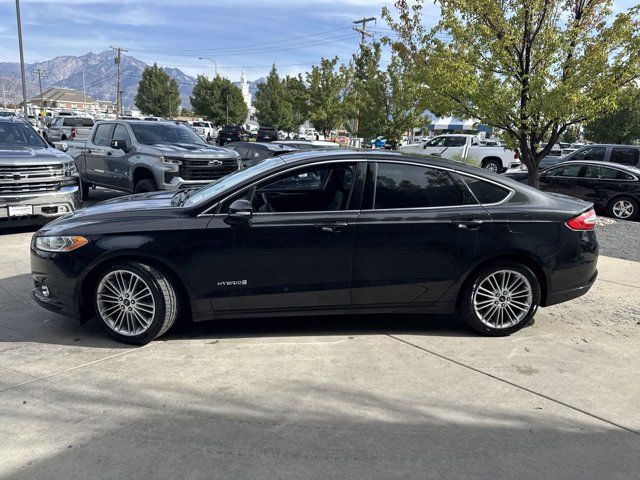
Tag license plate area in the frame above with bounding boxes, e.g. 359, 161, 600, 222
8, 205, 33, 216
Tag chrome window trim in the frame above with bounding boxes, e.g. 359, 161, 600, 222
544, 164, 638, 182
197, 159, 366, 217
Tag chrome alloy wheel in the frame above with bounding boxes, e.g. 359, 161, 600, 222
612, 199, 634, 219
484, 162, 499, 173
473, 269, 533, 329
96, 270, 156, 336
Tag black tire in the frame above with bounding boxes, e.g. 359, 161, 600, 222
459, 261, 541, 336
134, 178, 157, 194
482, 159, 502, 173
93, 261, 179, 345
607, 196, 639, 221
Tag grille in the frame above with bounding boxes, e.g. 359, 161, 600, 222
0, 181, 60, 195
178, 158, 238, 181
0, 164, 65, 180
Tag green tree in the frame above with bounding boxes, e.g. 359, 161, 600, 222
135, 64, 181, 118
383, 56, 424, 146
383, 0, 640, 187
584, 87, 640, 144
345, 42, 387, 141
283, 74, 309, 132
307, 57, 348, 136
190, 75, 248, 126
254, 65, 293, 130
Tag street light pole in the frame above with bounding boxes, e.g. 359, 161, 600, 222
82, 62, 87, 113
15, 0, 29, 120
198, 57, 218, 78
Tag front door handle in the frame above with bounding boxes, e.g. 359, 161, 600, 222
314, 221, 348, 233
454, 220, 484, 230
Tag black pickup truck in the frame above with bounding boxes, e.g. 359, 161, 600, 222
61, 120, 240, 198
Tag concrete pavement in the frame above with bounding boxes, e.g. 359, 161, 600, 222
0, 227, 639, 479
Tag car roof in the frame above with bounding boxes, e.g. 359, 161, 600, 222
549, 160, 640, 175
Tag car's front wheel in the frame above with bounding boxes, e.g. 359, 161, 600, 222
459, 262, 540, 336
134, 178, 157, 193
93, 262, 178, 344
482, 159, 502, 173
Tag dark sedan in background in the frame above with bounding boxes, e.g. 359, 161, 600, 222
225, 142, 299, 168
31, 151, 598, 344
505, 160, 640, 221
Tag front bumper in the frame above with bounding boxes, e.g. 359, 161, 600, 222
0, 185, 81, 220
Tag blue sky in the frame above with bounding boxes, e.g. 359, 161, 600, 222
0, 0, 637, 82
0, 0, 404, 81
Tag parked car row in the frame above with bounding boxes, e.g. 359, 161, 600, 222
503, 144, 640, 220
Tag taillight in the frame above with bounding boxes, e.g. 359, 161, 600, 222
70, 127, 76, 140
566, 209, 597, 231
514, 152, 520, 159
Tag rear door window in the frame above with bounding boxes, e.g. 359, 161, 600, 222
572, 147, 606, 161
374, 163, 464, 209
610, 148, 639, 166
444, 136, 467, 147
546, 164, 583, 177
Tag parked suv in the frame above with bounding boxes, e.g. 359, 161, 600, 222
0, 118, 80, 223
217, 125, 248, 146
45, 116, 94, 143
66, 120, 240, 197
556, 144, 640, 168
256, 127, 278, 142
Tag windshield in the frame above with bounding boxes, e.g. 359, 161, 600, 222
0, 121, 48, 149
183, 157, 283, 207
130, 122, 207, 146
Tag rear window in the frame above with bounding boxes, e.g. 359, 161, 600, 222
610, 148, 639, 166
63, 117, 94, 127
462, 176, 511, 204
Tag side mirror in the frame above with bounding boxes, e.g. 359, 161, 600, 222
53, 142, 68, 152
224, 199, 253, 225
110, 139, 130, 152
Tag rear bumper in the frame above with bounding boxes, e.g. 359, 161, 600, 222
544, 269, 598, 306
0, 185, 80, 220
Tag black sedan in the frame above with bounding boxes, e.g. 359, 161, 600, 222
505, 160, 640, 221
224, 142, 298, 168
31, 151, 598, 344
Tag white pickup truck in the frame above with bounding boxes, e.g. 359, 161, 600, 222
191, 121, 216, 142
399, 134, 520, 172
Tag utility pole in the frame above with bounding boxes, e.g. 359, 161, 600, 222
1, 84, 6, 109
111, 46, 127, 116
15, 0, 29, 119
226, 91, 229, 125
32, 68, 46, 113
353, 16, 375, 45
81, 62, 87, 113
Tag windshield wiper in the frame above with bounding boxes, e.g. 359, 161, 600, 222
171, 187, 199, 207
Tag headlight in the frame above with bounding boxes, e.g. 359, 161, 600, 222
160, 156, 182, 166
35, 236, 88, 252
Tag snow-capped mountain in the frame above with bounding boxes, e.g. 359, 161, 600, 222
0, 51, 196, 109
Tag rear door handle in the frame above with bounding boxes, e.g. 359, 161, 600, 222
314, 221, 348, 233
454, 220, 484, 230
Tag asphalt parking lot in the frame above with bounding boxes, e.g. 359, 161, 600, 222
1, 190, 639, 479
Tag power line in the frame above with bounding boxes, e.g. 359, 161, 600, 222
31, 67, 46, 107
127, 26, 353, 56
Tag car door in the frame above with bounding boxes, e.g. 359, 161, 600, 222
421, 136, 447, 156
104, 124, 134, 191
352, 160, 491, 307
84, 123, 114, 185
539, 163, 584, 196
209, 160, 365, 312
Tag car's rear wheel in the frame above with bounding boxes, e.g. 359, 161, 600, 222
459, 262, 540, 336
608, 196, 638, 221
482, 159, 502, 173
134, 178, 157, 193
93, 262, 178, 344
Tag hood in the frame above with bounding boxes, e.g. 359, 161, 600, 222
40, 190, 180, 234
0, 147, 73, 166
150, 143, 239, 159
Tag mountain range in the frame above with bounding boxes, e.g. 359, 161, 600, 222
0, 50, 264, 110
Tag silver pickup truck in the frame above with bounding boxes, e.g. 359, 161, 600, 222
44, 116, 94, 143
0, 117, 80, 223
63, 120, 241, 198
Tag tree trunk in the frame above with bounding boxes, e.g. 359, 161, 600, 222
525, 154, 540, 189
